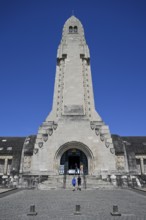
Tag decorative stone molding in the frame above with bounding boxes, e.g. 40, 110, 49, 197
33, 148, 38, 154
100, 134, 105, 141
95, 128, 100, 136
42, 134, 48, 142
47, 128, 53, 136
105, 141, 110, 148
110, 148, 115, 154
38, 142, 43, 148
53, 121, 58, 130
46, 121, 58, 131
23, 156, 31, 169
90, 121, 102, 136
90, 121, 95, 130
90, 121, 105, 137
116, 156, 125, 170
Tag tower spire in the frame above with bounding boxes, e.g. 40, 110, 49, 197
30, 16, 116, 178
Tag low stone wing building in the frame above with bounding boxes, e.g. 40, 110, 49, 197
112, 135, 146, 175
0, 135, 146, 183
0, 137, 25, 183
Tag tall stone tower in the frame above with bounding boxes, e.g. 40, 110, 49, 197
30, 16, 116, 176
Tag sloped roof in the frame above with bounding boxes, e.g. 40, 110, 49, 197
0, 135, 36, 156
0, 137, 25, 155
112, 135, 146, 155
122, 136, 146, 154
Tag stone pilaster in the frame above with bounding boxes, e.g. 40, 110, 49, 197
4, 158, 8, 175
140, 158, 144, 174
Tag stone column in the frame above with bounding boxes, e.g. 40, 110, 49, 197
123, 143, 129, 172
4, 158, 8, 175
19, 143, 25, 174
140, 158, 144, 174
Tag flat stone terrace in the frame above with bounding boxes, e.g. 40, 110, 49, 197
0, 189, 146, 220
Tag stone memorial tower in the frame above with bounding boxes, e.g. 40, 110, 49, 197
30, 16, 116, 177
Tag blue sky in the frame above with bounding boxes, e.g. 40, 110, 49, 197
0, 0, 146, 136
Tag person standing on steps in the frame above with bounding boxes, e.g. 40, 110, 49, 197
77, 175, 82, 191
80, 164, 83, 175
72, 176, 76, 191
75, 163, 78, 174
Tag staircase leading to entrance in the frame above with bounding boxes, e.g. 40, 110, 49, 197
38, 175, 64, 190
38, 175, 114, 190
85, 175, 113, 189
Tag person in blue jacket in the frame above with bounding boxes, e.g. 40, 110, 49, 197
72, 176, 76, 191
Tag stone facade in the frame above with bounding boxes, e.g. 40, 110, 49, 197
29, 16, 116, 177
0, 17, 146, 186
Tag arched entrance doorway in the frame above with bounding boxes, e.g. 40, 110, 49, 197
55, 141, 94, 175
60, 149, 88, 174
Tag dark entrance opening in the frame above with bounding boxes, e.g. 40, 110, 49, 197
68, 156, 80, 169
60, 148, 88, 175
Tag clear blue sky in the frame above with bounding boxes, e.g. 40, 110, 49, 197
0, 0, 146, 137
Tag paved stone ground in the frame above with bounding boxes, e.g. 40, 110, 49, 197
0, 188, 146, 220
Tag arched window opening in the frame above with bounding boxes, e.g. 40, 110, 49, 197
74, 26, 78, 33
69, 26, 73, 33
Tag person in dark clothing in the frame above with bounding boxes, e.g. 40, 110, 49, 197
77, 175, 81, 190
75, 163, 78, 174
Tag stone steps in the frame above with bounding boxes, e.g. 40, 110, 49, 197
38, 176, 64, 190
85, 176, 113, 189
38, 175, 114, 190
